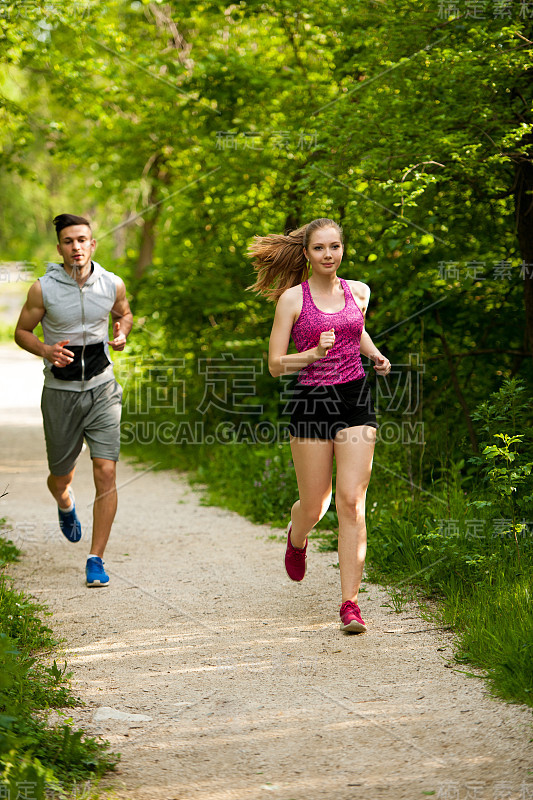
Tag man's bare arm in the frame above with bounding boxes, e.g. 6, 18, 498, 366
108, 278, 133, 351
14, 281, 74, 366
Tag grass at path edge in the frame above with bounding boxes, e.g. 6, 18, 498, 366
0, 520, 119, 799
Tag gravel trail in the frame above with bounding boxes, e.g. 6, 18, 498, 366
0, 345, 530, 800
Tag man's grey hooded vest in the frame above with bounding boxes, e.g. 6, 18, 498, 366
39, 260, 117, 392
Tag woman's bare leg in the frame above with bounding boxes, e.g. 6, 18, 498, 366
333, 425, 377, 603
289, 436, 334, 548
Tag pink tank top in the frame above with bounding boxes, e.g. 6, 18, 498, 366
291, 279, 366, 385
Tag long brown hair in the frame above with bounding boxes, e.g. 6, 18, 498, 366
247, 217, 343, 302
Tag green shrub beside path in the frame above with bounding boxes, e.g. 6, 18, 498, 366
0, 525, 118, 799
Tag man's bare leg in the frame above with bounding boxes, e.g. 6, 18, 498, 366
90, 457, 117, 558
47, 468, 76, 508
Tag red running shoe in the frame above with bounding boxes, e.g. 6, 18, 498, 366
339, 600, 367, 633
284, 522, 307, 582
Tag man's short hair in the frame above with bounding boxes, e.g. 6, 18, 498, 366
53, 214, 92, 240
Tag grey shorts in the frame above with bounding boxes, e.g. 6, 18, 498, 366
41, 379, 123, 476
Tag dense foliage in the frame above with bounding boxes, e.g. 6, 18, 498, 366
2, 4, 533, 431
1, 0, 532, 709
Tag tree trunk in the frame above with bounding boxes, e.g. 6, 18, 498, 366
135, 185, 159, 280
113, 211, 130, 261
435, 309, 479, 454
284, 210, 300, 235
513, 135, 533, 363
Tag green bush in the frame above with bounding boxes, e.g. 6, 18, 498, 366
364, 378, 533, 706
0, 526, 118, 797
196, 443, 298, 527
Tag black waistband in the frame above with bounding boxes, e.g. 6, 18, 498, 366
51, 342, 111, 382
294, 375, 368, 392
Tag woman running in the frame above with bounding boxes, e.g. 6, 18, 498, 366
249, 217, 391, 633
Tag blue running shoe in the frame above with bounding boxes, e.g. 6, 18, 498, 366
86, 556, 109, 587
58, 488, 82, 543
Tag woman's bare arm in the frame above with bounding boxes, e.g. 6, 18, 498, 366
268, 288, 332, 377
348, 280, 391, 374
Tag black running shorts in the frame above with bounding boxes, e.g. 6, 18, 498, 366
285, 375, 378, 440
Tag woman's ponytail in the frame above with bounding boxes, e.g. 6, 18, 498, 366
247, 218, 342, 302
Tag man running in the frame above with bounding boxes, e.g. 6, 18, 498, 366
14, 213, 133, 587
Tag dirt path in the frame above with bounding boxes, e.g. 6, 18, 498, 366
0, 345, 531, 800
